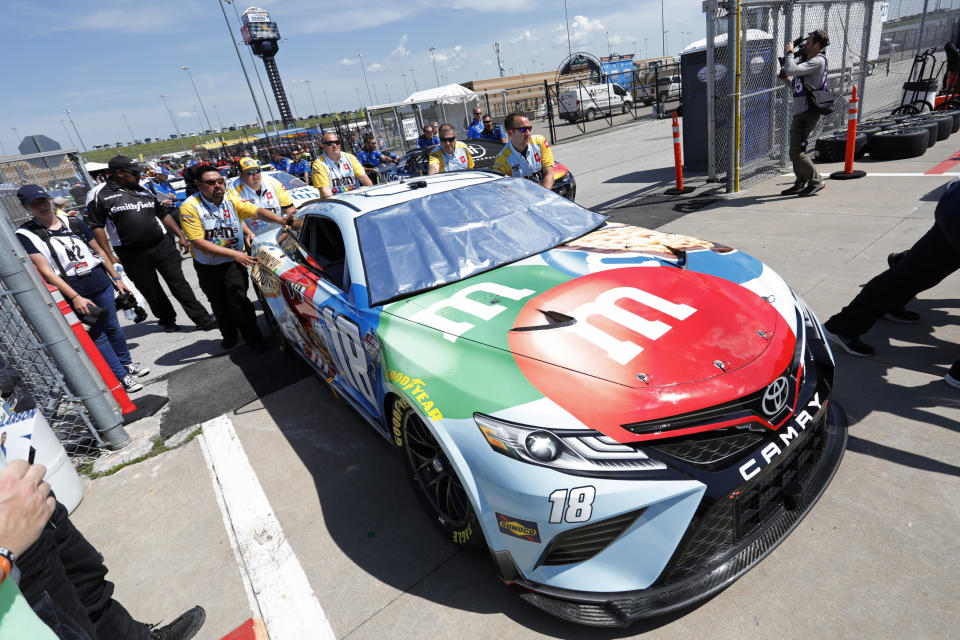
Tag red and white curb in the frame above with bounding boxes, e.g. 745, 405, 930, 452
198, 415, 335, 640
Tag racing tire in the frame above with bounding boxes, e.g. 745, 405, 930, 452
902, 119, 940, 148
946, 110, 960, 132
815, 132, 866, 162
394, 397, 485, 550
585, 108, 598, 122
917, 113, 954, 140
866, 127, 929, 160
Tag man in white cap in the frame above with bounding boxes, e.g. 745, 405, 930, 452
230, 158, 298, 217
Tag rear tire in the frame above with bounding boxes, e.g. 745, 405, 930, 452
255, 288, 293, 356
396, 398, 484, 549
585, 108, 597, 122
622, 101, 632, 114
867, 127, 929, 160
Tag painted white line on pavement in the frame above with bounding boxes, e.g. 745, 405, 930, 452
199, 415, 336, 640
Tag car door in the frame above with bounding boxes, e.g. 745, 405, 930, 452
294, 215, 383, 424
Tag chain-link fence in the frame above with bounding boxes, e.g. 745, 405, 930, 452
704, 0, 960, 191
0, 150, 91, 225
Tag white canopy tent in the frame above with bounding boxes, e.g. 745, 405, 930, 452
84, 161, 108, 173
401, 83, 477, 104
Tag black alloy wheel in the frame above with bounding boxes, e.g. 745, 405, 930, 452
399, 400, 483, 548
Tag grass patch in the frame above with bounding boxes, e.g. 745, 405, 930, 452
77, 427, 203, 479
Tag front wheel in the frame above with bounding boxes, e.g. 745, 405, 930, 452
622, 101, 632, 114
585, 108, 597, 122
395, 397, 484, 549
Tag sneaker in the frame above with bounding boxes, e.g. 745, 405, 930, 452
133, 306, 148, 323
883, 308, 921, 324
149, 606, 205, 640
797, 182, 826, 197
160, 322, 180, 333
121, 375, 143, 393
221, 335, 239, 350
780, 182, 806, 195
823, 326, 876, 357
887, 252, 904, 269
124, 362, 150, 377
196, 316, 218, 331
946, 362, 960, 390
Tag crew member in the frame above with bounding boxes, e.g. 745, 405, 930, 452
230, 158, 297, 218
87, 156, 216, 333
467, 108, 484, 138
427, 124, 475, 174
491, 112, 555, 189
15, 185, 147, 393
310, 132, 373, 198
780, 29, 830, 197
416, 125, 440, 149
356, 135, 397, 183
179, 166, 296, 350
477, 115, 508, 143
270, 150, 293, 174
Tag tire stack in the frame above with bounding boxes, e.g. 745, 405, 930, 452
815, 111, 958, 162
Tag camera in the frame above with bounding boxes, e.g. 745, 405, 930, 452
778, 37, 808, 68
115, 291, 137, 310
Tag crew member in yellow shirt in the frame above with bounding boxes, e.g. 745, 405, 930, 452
427, 124, 475, 174
310, 132, 372, 197
231, 157, 297, 217
491, 112, 555, 189
179, 165, 294, 349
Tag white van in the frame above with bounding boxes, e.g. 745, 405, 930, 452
558, 82, 631, 122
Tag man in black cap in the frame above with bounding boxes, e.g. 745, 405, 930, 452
87, 156, 216, 332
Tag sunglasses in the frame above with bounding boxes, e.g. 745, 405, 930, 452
440, 136, 456, 143
243, 169, 261, 176
511, 126, 533, 133
483, 120, 493, 124
199, 178, 226, 186
322, 139, 341, 146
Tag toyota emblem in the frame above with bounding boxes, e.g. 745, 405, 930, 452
761, 376, 789, 416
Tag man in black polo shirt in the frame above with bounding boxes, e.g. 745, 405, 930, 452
87, 156, 215, 332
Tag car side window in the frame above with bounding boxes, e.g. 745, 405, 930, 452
300, 216, 349, 291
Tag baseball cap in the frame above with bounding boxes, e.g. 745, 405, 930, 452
16, 184, 50, 206
108, 155, 144, 173
52, 196, 69, 206
239, 157, 260, 172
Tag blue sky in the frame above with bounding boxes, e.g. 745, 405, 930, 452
3, 1, 707, 151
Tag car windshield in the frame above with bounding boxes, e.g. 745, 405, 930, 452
356, 178, 606, 306
270, 172, 307, 189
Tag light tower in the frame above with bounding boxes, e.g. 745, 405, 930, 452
240, 6, 295, 128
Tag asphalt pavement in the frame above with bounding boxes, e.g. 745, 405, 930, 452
69, 118, 960, 639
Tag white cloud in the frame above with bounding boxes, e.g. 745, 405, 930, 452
339, 58, 360, 66
387, 35, 410, 61
431, 45, 464, 64
511, 30, 533, 45
570, 15, 605, 42
176, 112, 194, 118
367, 63, 384, 72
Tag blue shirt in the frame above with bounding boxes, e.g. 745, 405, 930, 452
417, 135, 440, 149
290, 160, 310, 177
467, 119, 484, 139
272, 157, 293, 173
356, 149, 397, 167
478, 125, 507, 142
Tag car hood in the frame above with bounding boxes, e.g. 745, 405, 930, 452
387, 226, 793, 391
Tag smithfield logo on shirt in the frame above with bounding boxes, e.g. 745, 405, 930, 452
112, 201, 154, 213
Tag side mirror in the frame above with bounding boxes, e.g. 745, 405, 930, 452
613, 85, 626, 97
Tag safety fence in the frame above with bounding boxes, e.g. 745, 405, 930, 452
704, 0, 960, 192
0, 150, 90, 226
0, 194, 128, 463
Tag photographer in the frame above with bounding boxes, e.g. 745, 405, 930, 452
15, 185, 148, 394
780, 29, 830, 197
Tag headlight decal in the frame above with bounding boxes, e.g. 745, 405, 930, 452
474, 413, 666, 473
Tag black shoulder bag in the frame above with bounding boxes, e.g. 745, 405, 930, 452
802, 57, 835, 115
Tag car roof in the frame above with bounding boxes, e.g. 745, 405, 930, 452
315, 171, 504, 218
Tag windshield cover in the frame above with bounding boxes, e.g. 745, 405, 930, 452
357, 178, 606, 306
271, 172, 307, 189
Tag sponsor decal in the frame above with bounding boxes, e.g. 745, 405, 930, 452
548, 487, 596, 524
252, 246, 285, 298
739, 392, 824, 481
111, 200, 155, 213
467, 144, 487, 159
496, 513, 541, 543
409, 282, 535, 343
386, 369, 443, 421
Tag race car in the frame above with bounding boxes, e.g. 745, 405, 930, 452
388, 137, 576, 201
261, 169, 322, 207
249, 172, 846, 626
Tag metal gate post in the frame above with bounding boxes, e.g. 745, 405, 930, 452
705, 0, 718, 181
0, 209, 129, 449
544, 80, 556, 145
780, 0, 795, 169
858, 0, 875, 115
726, 1, 739, 192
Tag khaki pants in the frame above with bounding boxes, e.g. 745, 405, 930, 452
789, 109, 822, 185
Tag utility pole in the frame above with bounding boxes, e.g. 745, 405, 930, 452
409, 69, 419, 91
401, 73, 409, 96
305, 79, 320, 116
661, 0, 666, 57
62, 110, 87, 152
429, 47, 441, 86
219, 0, 272, 143
494, 42, 505, 78
58, 120, 77, 149
359, 53, 373, 103
212, 104, 226, 131
563, 0, 573, 59
181, 66, 216, 135
160, 95, 189, 154
121, 114, 135, 143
